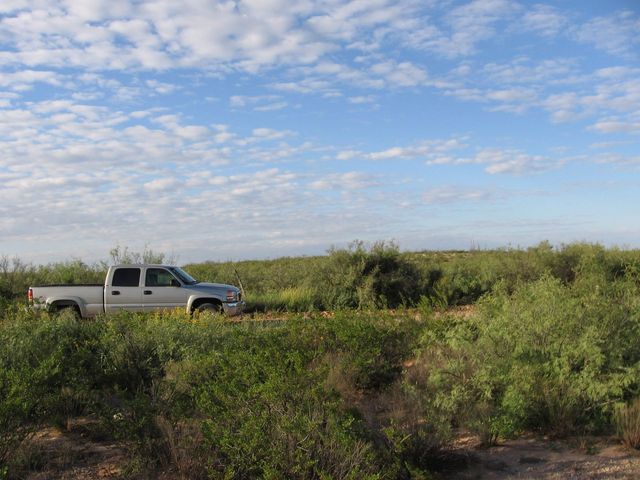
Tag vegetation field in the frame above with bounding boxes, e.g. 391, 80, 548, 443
1, 242, 640, 478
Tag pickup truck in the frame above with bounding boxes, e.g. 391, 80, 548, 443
28, 265, 244, 318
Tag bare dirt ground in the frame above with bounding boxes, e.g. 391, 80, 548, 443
13, 421, 640, 479
443, 433, 640, 479
19, 419, 126, 480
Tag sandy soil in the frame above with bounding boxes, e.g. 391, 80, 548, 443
444, 434, 640, 479
19, 419, 126, 480
14, 422, 640, 480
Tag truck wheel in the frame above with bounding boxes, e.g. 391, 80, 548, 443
56, 305, 81, 320
196, 303, 222, 315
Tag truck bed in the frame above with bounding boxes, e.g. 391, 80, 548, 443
30, 285, 105, 317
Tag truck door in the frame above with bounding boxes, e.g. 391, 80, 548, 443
105, 267, 143, 312
141, 267, 191, 312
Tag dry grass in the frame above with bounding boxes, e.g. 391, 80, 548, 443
615, 398, 640, 449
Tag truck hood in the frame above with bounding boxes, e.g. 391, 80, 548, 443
193, 282, 239, 291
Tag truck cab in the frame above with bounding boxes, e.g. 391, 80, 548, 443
106, 264, 244, 316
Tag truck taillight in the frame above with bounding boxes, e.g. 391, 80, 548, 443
28, 288, 33, 303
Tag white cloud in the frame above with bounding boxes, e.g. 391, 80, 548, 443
370, 60, 428, 87
437, 56, 640, 130
343, 138, 467, 162
341, 139, 564, 175
485, 87, 537, 112
423, 185, 499, 204
541, 75, 640, 126
348, 95, 376, 104
335, 139, 565, 175
282, 58, 427, 95
593, 153, 640, 167
518, 4, 567, 37
146, 79, 177, 94
144, 177, 177, 191
405, 0, 520, 57
589, 120, 640, 135
309, 171, 378, 191
0, 97, 389, 259
482, 57, 578, 85
336, 149, 362, 160
250, 128, 295, 141
573, 10, 640, 58
271, 79, 334, 94
0, 69, 64, 90
230, 94, 288, 111
2, 1, 640, 261
466, 148, 562, 175
0, 0, 424, 74
255, 101, 288, 112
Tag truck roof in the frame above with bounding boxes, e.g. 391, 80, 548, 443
111, 264, 178, 268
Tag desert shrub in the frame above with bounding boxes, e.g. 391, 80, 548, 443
128, 312, 423, 477
0, 309, 108, 473
421, 244, 556, 307
33, 260, 104, 286
180, 241, 640, 312
431, 255, 498, 306
377, 378, 454, 474
94, 311, 233, 464
0, 309, 105, 419
0, 367, 36, 471
185, 256, 325, 298
90, 311, 417, 475
323, 311, 420, 391
311, 241, 423, 310
0, 307, 432, 477
416, 271, 640, 442
0, 256, 36, 315
178, 326, 383, 479
107, 244, 174, 265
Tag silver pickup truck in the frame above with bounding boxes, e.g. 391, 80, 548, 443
28, 264, 244, 318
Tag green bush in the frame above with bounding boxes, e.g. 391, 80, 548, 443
0, 308, 432, 477
192, 328, 381, 479
0, 308, 108, 470
417, 270, 640, 442
310, 241, 423, 310
0, 367, 35, 469
324, 311, 420, 391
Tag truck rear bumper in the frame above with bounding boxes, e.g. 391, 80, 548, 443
223, 300, 245, 316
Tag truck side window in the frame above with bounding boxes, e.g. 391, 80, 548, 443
112, 268, 141, 287
145, 268, 178, 287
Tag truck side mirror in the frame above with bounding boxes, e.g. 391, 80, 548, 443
171, 279, 181, 287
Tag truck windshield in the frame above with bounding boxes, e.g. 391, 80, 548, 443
168, 267, 199, 285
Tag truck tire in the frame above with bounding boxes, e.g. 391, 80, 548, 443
196, 302, 223, 315
56, 305, 81, 320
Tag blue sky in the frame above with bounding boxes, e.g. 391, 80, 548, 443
1, 0, 639, 263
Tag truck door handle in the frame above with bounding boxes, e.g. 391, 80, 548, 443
144, 290, 152, 295
112, 291, 120, 295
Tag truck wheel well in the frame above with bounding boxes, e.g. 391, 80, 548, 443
191, 298, 223, 313
50, 301, 81, 317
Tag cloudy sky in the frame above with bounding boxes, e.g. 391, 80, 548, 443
1, 0, 639, 263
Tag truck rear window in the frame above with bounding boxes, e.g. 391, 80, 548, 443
112, 268, 141, 287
